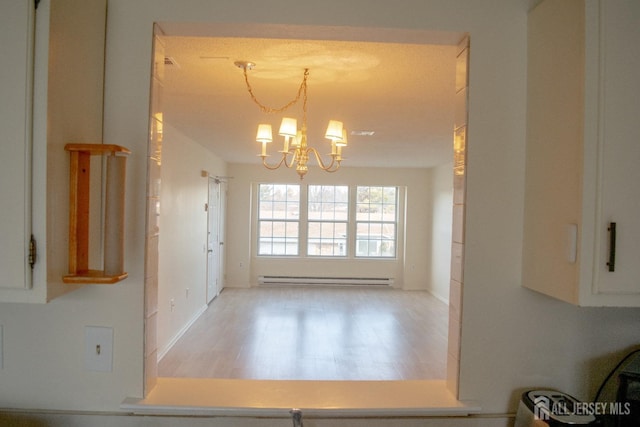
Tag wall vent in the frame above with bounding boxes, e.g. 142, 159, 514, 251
164, 56, 179, 67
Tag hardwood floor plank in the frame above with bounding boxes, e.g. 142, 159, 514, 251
158, 287, 448, 380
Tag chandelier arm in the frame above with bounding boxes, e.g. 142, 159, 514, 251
282, 151, 296, 169
306, 147, 341, 172
260, 153, 288, 170
243, 68, 309, 114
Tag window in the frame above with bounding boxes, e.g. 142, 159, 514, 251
257, 184, 300, 255
356, 186, 397, 257
307, 185, 349, 256
256, 184, 399, 258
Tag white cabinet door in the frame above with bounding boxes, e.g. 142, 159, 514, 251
0, 0, 35, 289
593, 0, 640, 296
524, 0, 640, 306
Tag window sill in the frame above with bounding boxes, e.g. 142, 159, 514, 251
121, 378, 480, 417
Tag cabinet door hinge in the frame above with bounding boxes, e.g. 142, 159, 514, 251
29, 235, 37, 269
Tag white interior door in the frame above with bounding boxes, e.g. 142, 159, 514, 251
206, 178, 221, 304
217, 181, 226, 296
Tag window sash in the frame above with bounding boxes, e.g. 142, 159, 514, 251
355, 222, 396, 257
355, 186, 398, 258
307, 221, 348, 257
257, 184, 300, 256
307, 185, 349, 257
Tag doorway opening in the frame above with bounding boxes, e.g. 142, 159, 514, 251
143, 23, 468, 397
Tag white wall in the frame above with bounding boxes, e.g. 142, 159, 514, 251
0, 0, 144, 410
427, 163, 453, 302
157, 123, 227, 357
225, 163, 435, 290
0, 0, 639, 421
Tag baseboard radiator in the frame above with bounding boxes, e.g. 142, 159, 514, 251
258, 275, 393, 286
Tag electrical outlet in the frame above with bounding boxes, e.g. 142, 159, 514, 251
170, 298, 175, 312
84, 326, 113, 372
185, 288, 190, 299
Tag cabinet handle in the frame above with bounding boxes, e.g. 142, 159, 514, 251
607, 222, 616, 272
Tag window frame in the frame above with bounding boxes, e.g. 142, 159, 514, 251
254, 183, 401, 260
256, 183, 301, 256
354, 186, 399, 258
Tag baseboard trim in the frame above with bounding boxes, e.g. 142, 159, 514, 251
157, 304, 207, 361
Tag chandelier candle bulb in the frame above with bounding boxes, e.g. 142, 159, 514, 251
256, 124, 272, 157
278, 117, 297, 153
256, 124, 272, 143
325, 120, 344, 141
278, 117, 297, 138
336, 128, 349, 147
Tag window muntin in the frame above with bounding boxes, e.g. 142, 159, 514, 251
307, 185, 349, 256
257, 184, 300, 256
355, 186, 397, 257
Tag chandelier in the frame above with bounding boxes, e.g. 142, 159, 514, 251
235, 61, 348, 179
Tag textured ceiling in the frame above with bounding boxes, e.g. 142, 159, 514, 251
161, 32, 459, 169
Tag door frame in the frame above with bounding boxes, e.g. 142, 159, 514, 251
206, 176, 222, 304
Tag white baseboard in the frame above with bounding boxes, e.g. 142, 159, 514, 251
157, 304, 207, 361
428, 289, 449, 305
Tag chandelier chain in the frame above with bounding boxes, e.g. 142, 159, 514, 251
242, 67, 309, 114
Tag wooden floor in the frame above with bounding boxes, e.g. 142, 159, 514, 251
158, 286, 449, 380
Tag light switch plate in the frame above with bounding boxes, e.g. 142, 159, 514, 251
84, 326, 113, 372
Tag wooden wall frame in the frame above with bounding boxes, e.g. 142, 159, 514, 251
63, 143, 130, 284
